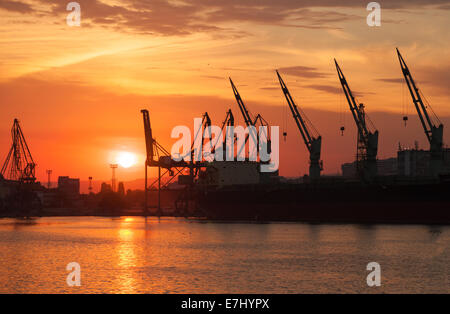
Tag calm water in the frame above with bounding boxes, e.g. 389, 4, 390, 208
0, 217, 448, 294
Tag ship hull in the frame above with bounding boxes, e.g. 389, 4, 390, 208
196, 181, 450, 224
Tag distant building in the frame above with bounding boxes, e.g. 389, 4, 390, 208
55, 176, 81, 209
58, 176, 80, 196
117, 182, 125, 196
100, 182, 112, 193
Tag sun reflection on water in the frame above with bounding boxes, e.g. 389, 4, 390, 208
115, 218, 138, 293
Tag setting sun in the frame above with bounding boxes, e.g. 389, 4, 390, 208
116, 152, 137, 168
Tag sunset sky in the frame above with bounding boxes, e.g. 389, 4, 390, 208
0, 0, 449, 191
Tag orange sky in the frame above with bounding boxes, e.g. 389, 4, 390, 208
0, 0, 449, 190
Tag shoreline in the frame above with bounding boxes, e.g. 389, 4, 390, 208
1, 214, 449, 226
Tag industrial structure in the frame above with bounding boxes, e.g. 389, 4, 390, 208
211, 109, 234, 161
396, 48, 445, 177
110, 164, 118, 192
277, 70, 322, 180
88, 176, 93, 194
137, 49, 449, 223
229, 78, 271, 158
141, 109, 193, 215
0, 119, 42, 215
1, 48, 448, 222
140, 78, 277, 215
46, 169, 52, 189
1, 119, 36, 183
335, 59, 379, 182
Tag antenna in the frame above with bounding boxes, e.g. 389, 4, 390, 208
110, 164, 118, 192
88, 176, 93, 194
46, 169, 52, 189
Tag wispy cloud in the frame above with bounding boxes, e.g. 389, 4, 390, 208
278, 66, 329, 79
376, 78, 404, 84
0, 0, 32, 13
305, 84, 341, 94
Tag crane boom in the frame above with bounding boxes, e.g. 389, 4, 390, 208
210, 109, 234, 159
141, 109, 182, 168
229, 78, 253, 127
192, 112, 213, 162
335, 60, 371, 142
335, 59, 378, 181
396, 48, 443, 151
276, 70, 322, 179
396, 48, 444, 177
223, 109, 234, 128
214, 109, 234, 147
141, 109, 155, 166
229, 78, 270, 158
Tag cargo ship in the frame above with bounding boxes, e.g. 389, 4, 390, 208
190, 161, 450, 224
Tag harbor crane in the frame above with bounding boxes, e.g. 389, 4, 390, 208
210, 109, 235, 160
1, 119, 36, 183
230, 78, 253, 128
229, 78, 271, 158
396, 48, 444, 177
141, 109, 193, 215
191, 112, 213, 162
276, 70, 322, 180
335, 60, 379, 181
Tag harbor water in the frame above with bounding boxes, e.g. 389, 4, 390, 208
0, 217, 448, 293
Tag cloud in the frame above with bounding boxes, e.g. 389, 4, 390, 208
306, 84, 341, 94
416, 65, 450, 95
260, 86, 281, 91
11, 0, 445, 37
201, 75, 225, 80
377, 66, 450, 95
278, 66, 329, 79
0, 0, 32, 13
376, 78, 404, 84
304, 84, 375, 98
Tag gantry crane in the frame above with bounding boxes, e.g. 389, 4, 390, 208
396, 48, 444, 177
229, 78, 271, 158
141, 109, 193, 215
276, 70, 322, 179
335, 60, 379, 181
